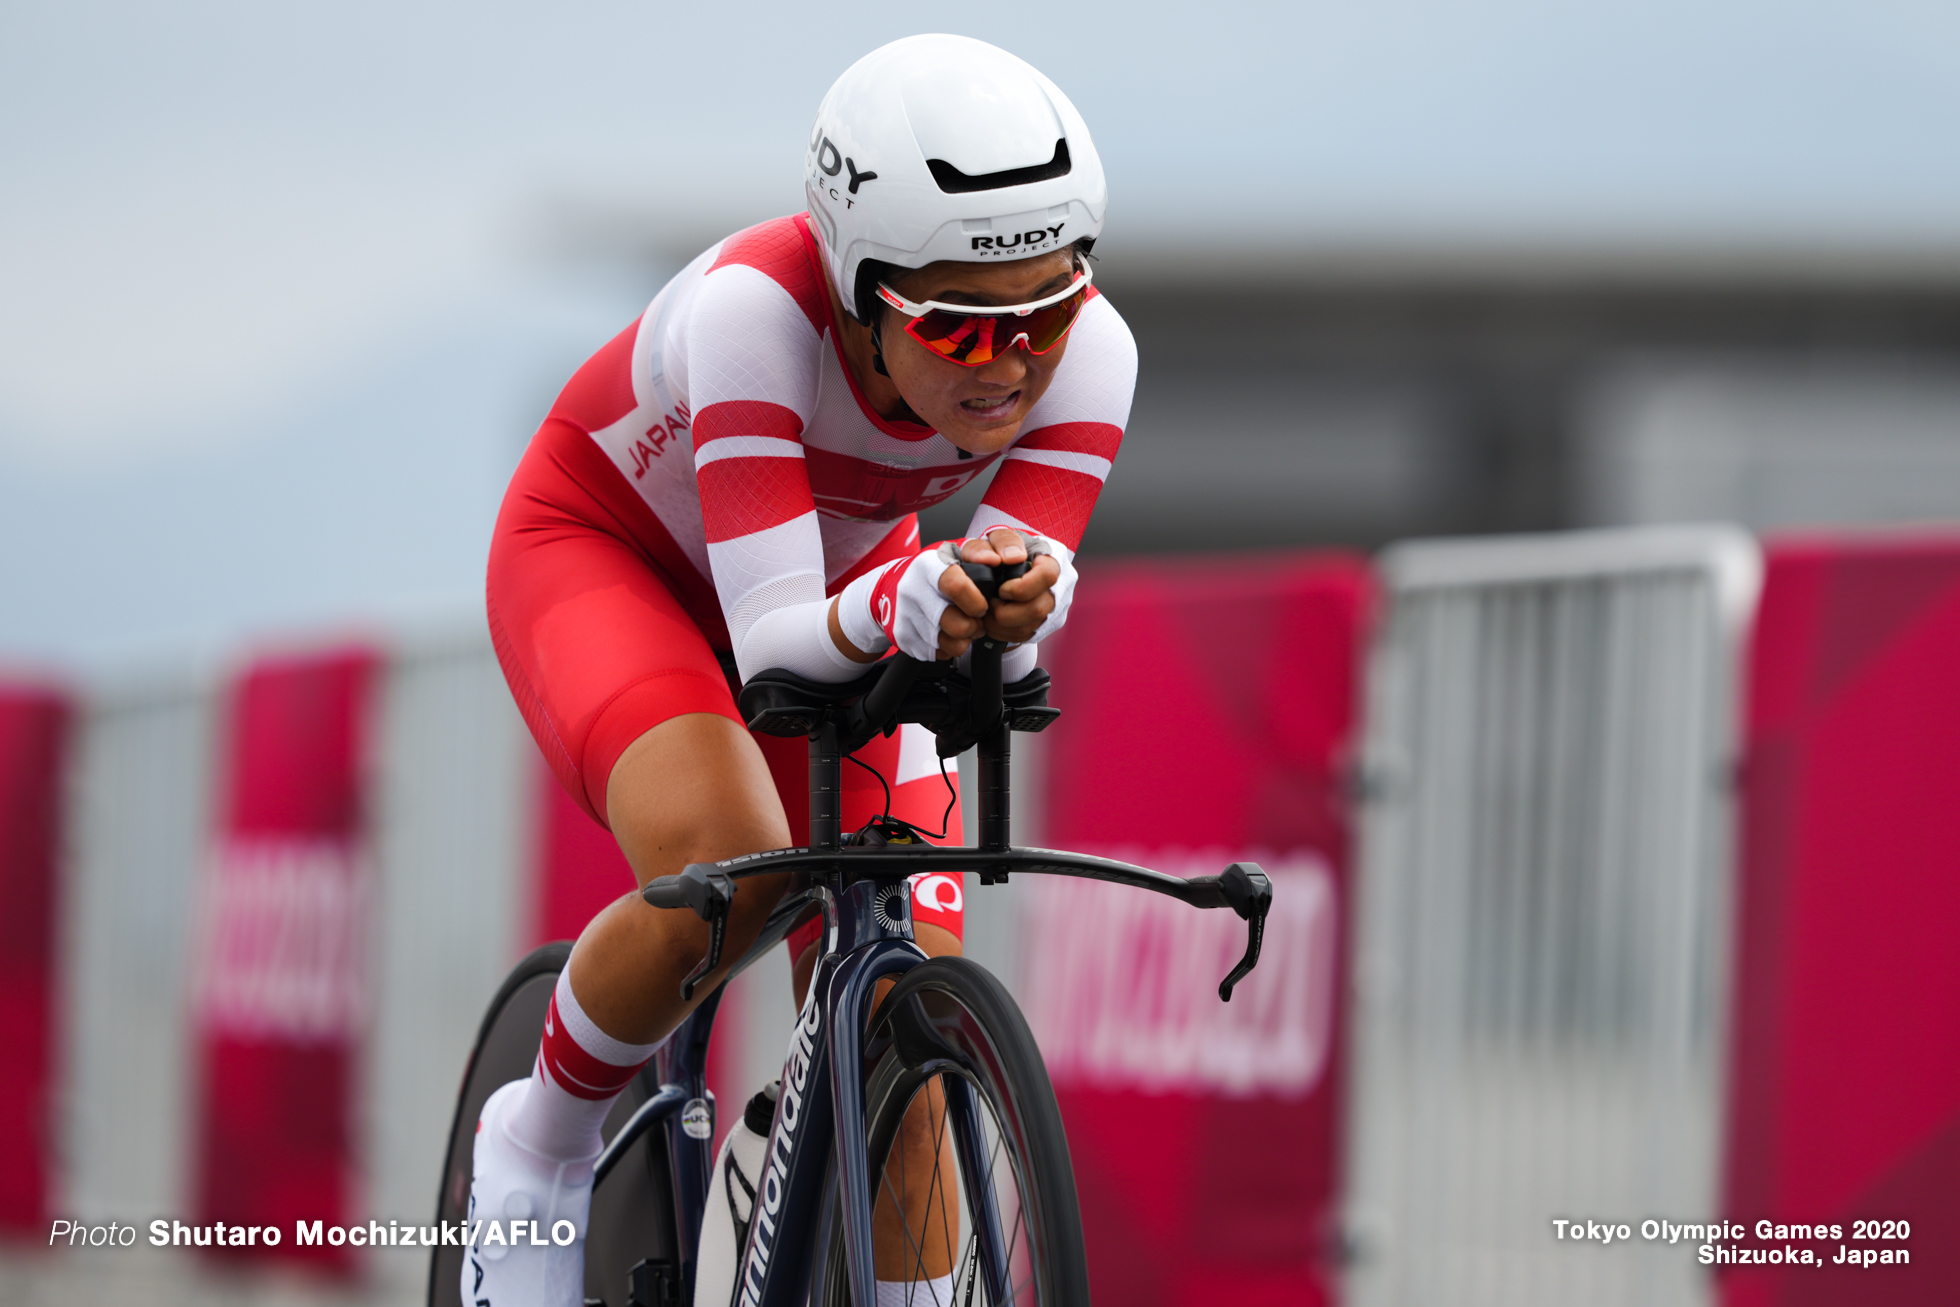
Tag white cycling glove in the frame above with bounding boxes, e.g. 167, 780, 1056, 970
837, 534, 1073, 663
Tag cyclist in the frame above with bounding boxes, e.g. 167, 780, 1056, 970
468, 34, 1134, 1307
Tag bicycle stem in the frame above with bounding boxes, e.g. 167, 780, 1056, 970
976, 719, 1011, 855
810, 720, 842, 849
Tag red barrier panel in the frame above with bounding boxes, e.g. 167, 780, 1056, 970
1722, 535, 1960, 1306
192, 648, 379, 1268
0, 685, 70, 1237
530, 758, 636, 952
1027, 552, 1369, 1306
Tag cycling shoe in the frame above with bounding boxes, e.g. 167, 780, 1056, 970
462, 1079, 596, 1307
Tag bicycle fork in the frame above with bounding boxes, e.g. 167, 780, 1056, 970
734, 874, 1002, 1307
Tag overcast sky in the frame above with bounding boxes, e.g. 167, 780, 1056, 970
4, 0, 1958, 666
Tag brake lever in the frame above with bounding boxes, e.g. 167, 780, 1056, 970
1214, 861, 1273, 1002
642, 863, 736, 1000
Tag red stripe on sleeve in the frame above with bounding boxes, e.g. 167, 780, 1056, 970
698, 458, 816, 543
707, 215, 831, 336
692, 399, 805, 449
1012, 420, 1123, 460
549, 320, 641, 433
694, 399, 814, 542
981, 460, 1105, 553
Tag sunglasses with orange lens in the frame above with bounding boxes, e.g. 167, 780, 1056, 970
875, 264, 1092, 367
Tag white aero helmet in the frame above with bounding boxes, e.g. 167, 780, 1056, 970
805, 34, 1108, 324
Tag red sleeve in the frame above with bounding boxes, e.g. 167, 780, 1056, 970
692, 399, 816, 544
976, 420, 1124, 553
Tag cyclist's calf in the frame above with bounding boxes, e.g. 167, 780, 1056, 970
572, 713, 797, 1044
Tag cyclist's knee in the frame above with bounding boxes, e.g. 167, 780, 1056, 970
604, 712, 792, 889
646, 869, 788, 969
914, 921, 961, 959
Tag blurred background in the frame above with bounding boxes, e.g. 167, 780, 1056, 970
3, 2, 1957, 1304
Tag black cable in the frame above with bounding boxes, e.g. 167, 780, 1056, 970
844, 750, 892, 821
842, 748, 961, 844
937, 753, 958, 839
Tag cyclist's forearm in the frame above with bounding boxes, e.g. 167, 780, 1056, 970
733, 596, 870, 684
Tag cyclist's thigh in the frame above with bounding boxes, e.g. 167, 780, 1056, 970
488, 492, 741, 830
490, 505, 794, 921
608, 712, 789, 871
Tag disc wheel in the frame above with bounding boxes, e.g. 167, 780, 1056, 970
820, 956, 1089, 1306
428, 942, 679, 1307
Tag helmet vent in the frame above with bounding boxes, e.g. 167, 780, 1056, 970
926, 139, 1071, 195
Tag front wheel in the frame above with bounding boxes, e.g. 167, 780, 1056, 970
820, 956, 1089, 1306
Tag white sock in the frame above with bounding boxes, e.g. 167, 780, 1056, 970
505, 969, 665, 1162
875, 1274, 957, 1306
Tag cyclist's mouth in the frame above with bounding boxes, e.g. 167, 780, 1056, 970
960, 391, 1020, 419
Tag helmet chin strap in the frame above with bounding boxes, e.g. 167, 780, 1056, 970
863, 314, 931, 429
869, 315, 891, 377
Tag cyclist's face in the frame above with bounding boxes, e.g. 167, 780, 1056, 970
879, 250, 1077, 455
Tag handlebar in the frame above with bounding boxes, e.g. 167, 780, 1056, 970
640, 844, 1276, 1003
959, 557, 1026, 741
644, 554, 1276, 1004
852, 653, 927, 745
641, 864, 736, 1000
956, 557, 1029, 605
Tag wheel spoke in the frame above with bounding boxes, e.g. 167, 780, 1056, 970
832, 960, 1083, 1307
881, 1145, 932, 1288
920, 1087, 953, 1292
1002, 1204, 1029, 1304
955, 1231, 980, 1306
878, 1082, 960, 1303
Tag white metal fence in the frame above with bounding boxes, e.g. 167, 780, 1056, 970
54, 628, 532, 1301
1342, 526, 1760, 1307
363, 629, 532, 1248
62, 668, 214, 1222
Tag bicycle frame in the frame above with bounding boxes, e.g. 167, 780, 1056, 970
599, 651, 1273, 1307
596, 865, 933, 1307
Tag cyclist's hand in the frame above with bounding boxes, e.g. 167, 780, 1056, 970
948, 529, 1061, 645
934, 560, 991, 661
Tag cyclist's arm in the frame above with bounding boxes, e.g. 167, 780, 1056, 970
834, 293, 1135, 681
685, 266, 861, 685
959, 292, 1136, 666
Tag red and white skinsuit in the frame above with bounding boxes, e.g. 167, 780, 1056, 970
488, 213, 1136, 953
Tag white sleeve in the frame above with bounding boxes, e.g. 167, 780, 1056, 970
682, 264, 850, 683
736, 598, 867, 683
